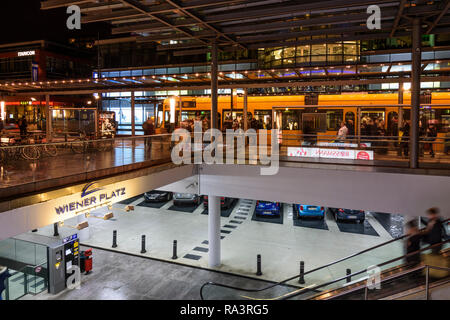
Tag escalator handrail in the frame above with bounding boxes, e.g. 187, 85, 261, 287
282, 239, 450, 300
200, 218, 449, 300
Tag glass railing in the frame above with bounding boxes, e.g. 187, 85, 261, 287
200, 220, 449, 300
0, 238, 47, 267
0, 134, 173, 193
1, 128, 449, 194
1, 261, 48, 300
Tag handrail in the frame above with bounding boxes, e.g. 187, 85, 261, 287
282, 239, 450, 300
200, 219, 449, 300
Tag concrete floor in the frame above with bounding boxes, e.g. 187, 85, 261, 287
33, 196, 404, 290
20, 245, 278, 300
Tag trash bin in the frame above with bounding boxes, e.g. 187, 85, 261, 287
80, 249, 93, 275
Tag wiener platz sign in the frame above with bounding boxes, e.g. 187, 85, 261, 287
287, 147, 374, 160
54, 182, 126, 216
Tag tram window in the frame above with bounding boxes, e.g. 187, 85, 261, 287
302, 113, 326, 133
275, 109, 302, 130
345, 111, 355, 122
361, 110, 385, 122
254, 110, 272, 129
387, 111, 399, 132
323, 110, 343, 131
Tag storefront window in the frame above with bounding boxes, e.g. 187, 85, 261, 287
311, 44, 327, 62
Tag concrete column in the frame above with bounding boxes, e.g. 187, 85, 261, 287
211, 39, 218, 130
410, 18, 422, 168
131, 91, 135, 136
45, 94, 51, 142
243, 88, 248, 131
208, 195, 221, 267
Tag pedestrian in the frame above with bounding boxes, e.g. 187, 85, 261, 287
347, 119, 355, 137
400, 121, 410, 157
404, 220, 422, 266
18, 115, 27, 140
336, 121, 348, 142
0, 265, 11, 301
425, 123, 437, 158
142, 117, 155, 154
422, 207, 445, 254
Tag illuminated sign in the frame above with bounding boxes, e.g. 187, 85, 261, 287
17, 50, 36, 57
63, 234, 78, 244
54, 182, 126, 215
288, 147, 374, 161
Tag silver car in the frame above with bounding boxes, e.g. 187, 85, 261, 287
173, 193, 201, 206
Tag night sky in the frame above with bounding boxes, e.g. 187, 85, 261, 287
0, 0, 111, 45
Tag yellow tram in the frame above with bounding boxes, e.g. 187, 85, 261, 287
159, 93, 450, 151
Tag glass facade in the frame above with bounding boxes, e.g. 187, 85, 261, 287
259, 42, 360, 68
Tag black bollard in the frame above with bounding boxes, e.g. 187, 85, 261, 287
256, 254, 262, 276
299, 261, 305, 284
112, 230, 117, 248
53, 223, 59, 237
346, 268, 352, 283
140, 235, 146, 254
172, 240, 178, 259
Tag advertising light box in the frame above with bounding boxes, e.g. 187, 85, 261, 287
288, 147, 374, 161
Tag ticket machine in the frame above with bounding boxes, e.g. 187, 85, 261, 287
48, 234, 80, 294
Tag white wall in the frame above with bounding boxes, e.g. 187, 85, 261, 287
0, 165, 195, 241
199, 164, 450, 219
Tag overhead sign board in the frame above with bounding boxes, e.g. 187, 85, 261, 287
18, 50, 36, 57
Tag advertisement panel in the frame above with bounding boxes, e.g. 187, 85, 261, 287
288, 147, 374, 160
98, 111, 117, 137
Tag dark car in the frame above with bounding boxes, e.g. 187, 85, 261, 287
255, 201, 281, 217
144, 190, 173, 202
331, 208, 365, 223
173, 193, 201, 206
203, 196, 234, 209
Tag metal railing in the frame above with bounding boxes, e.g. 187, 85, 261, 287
200, 219, 449, 300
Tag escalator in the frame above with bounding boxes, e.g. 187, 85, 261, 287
200, 219, 449, 300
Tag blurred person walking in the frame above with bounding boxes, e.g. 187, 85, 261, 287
404, 220, 422, 267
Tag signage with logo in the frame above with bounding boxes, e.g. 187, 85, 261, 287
54, 182, 126, 216
18, 50, 35, 57
288, 147, 374, 160
62, 234, 78, 244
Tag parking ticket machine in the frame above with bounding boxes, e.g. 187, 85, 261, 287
48, 234, 80, 294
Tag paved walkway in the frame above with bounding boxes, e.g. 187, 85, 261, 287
20, 246, 274, 300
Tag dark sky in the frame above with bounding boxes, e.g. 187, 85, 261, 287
0, 0, 111, 45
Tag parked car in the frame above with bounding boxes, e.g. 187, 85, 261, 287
294, 204, 325, 219
255, 201, 281, 217
330, 208, 365, 223
144, 190, 173, 202
203, 196, 234, 209
173, 193, 201, 206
